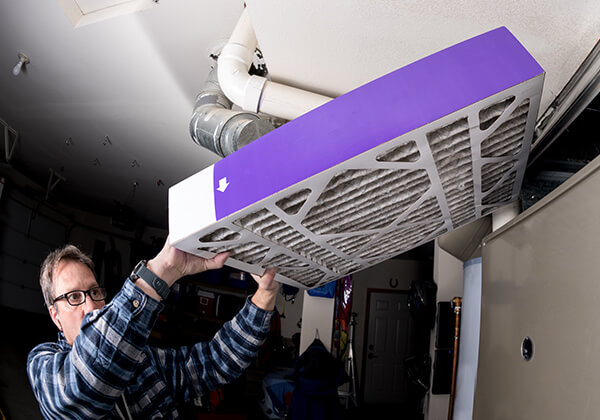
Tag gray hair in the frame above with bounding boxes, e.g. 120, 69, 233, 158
40, 244, 96, 307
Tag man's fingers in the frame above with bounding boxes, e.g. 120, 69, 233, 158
251, 267, 277, 282
263, 267, 277, 279
203, 252, 230, 271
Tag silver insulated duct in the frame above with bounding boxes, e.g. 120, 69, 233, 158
189, 64, 274, 157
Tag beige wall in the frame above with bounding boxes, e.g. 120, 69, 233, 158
474, 158, 600, 419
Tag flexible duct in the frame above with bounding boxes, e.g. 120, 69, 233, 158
218, 8, 333, 121
189, 64, 274, 157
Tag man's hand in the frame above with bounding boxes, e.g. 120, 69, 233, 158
141, 237, 280, 310
146, 237, 230, 287
250, 268, 280, 311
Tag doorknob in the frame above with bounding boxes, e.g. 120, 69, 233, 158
368, 352, 378, 360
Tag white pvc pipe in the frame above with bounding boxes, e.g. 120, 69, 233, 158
260, 80, 333, 121
218, 8, 332, 121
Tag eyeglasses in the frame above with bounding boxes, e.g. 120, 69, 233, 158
53, 286, 107, 306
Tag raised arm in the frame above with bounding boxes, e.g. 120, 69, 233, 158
27, 238, 231, 419
153, 269, 280, 401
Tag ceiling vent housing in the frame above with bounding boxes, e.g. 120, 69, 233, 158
169, 27, 544, 289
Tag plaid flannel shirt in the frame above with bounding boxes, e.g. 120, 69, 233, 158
27, 278, 273, 419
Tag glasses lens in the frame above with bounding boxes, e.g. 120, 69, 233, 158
90, 287, 107, 301
66, 291, 85, 306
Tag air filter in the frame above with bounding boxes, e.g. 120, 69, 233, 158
169, 27, 544, 289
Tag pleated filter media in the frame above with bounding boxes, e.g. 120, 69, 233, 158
169, 27, 544, 289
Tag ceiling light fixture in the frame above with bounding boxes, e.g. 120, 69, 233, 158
12, 52, 30, 76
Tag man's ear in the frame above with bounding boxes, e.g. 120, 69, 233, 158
48, 305, 62, 332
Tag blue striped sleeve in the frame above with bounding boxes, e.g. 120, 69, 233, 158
153, 295, 273, 403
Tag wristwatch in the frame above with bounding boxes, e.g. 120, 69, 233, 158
131, 260, 170, 300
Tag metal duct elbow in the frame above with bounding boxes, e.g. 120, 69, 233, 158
190, 65, 274, 157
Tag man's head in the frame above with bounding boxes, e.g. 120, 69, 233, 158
40, 245, 106, 345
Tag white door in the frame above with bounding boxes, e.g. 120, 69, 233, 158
363, 291, 414, 404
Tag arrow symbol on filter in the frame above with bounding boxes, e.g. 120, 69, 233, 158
216, 177, 229, 192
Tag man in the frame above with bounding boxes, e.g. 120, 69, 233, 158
27, 238, 280, 419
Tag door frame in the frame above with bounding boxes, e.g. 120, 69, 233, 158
360, 288, 410, 403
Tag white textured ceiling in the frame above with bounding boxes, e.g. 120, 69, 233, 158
0, 0, 598, 228
246, 0, 600, 113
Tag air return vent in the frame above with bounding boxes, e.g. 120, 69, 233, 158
170, 27, 544, 289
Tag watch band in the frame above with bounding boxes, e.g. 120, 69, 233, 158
131, 260, 170, 300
